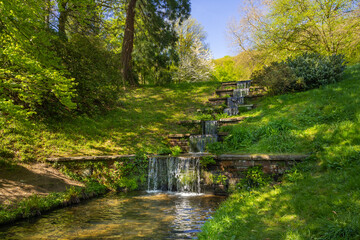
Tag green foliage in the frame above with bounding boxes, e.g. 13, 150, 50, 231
251, 61, 303, 95
238, 166, 271, 191
213, 56, 245, 82
209, 118, 301, 154
61, 35, 122, 114
229, 0, 360, 66
212, 173, 228, 185
0, 0, 76, 120
320, 146, 360, 170
57, 155, 149, 192
170, 146, 182, 156
287, 53, 346, 89
200, 64, 360, 239
157, 146, 172, 155
0, 80, 218, 162
207, 142, 228, 155
252, 53, 346, 95
200, 156, 216, 168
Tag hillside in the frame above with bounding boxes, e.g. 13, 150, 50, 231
0, 82, 218, 162
199, 64, 360, 239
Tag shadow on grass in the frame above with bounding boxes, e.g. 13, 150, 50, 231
201, 163, 360, 239
1, 81, 220, 158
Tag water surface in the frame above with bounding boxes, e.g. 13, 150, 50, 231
0, 192, 225, 239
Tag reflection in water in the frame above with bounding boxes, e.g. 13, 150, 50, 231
0, 192, 225, 239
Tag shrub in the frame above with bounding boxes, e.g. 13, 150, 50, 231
287, 53, 346, 89
252, 53, 346, 95
237, 165, 271, 191
200, 156, 216, 168
251, 61, 303, 95
170, 146, 182, 156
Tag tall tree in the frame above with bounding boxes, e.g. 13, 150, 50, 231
121, 0, 137, 86
120, 0, 190, 86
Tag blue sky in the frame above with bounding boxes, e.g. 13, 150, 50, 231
191, 0, 242, 59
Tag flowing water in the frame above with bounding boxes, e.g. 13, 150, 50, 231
189, 121, 218, 153
148, 157, 201, 193
224, 80, 251, 116
0, 192, 225, 240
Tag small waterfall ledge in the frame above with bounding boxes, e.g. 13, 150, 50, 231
189, 120, 218, 153
147, 156, 201, 193
146, 154, 308, 195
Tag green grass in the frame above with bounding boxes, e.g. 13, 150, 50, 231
200, 64, 360, 239
199, 162, 360, 239
209, 64, 360, 160
0, 81, 219, 161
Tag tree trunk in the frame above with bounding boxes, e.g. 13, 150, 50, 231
121, 0, 138, 87
58, 1, 68, 38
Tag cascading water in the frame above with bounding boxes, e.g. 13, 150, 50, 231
189, 135, 217, 153
189, 120, 218, 153
148, 121, 218, 193
147, 157, 201, 193
224, 80, 251, 116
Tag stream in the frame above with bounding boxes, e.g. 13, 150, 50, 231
0, 191, 225, 239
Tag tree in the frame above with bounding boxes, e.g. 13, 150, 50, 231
0, 0, 76, 121
120, 0, 190, 86
173, 18, 213, 82
228, 0, 360, 64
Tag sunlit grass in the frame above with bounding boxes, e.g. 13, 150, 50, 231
208, 64, 360, 157
200, 64, 360, 239
0, 81, 219, 160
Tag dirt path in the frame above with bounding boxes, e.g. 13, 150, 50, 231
0, 163, 84, 205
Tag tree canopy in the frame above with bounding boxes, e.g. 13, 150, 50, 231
0, 0, 196, 122
229, 0, 360, 65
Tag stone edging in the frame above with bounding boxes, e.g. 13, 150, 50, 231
46, 154, 309, 163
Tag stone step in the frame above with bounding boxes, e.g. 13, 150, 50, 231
168, 134, 191, 139
216, 154, 309, 161
176, 120, 202, 125
219, 117, 246, 123
215, 89, 234, 97
216, 87, 265, 96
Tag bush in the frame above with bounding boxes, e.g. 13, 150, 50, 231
252, 53, 346, 95
251, 61, 303, 95
237, 165, 271, 191
287, 53, 346, 89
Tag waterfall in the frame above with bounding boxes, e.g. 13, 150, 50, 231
147, 120, 219, 193
224, 80, 251, 116
189, 120, 218, 153
202, 120, 218, 135
147, 157, 201, 193
189, 135, 217, 153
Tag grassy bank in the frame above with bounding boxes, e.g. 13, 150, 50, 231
200, 64, 360, 239
0, 81, 219, 162
0, 182, 107, 225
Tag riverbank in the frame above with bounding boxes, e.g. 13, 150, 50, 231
0, 162, 107, 225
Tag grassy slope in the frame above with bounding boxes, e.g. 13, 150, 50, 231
0, 81, 219, 161
200, 64, 360, 239
211, 64, 360, 158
